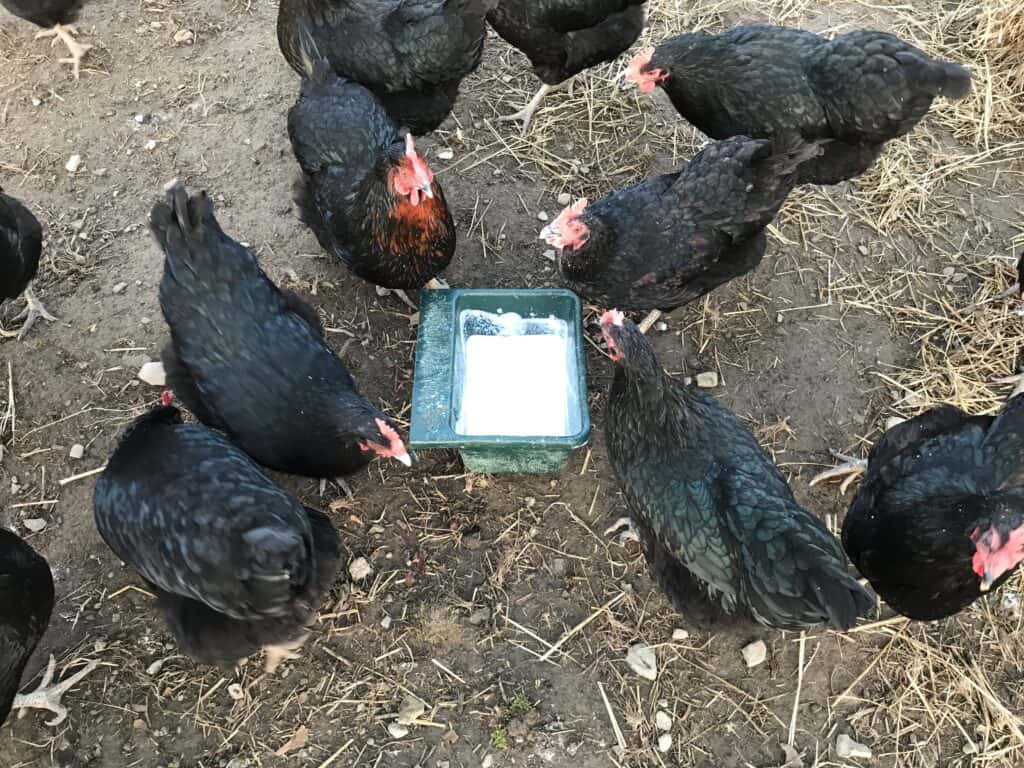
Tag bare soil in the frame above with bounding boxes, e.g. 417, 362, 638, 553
2, 1, 1023, 767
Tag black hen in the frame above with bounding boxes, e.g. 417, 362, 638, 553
1, 189, 54, 340
288, 62, 455, 291
150, 183, 412, 482
1, 528, 96, 726
841, 392, 1024, 621
601, 311, 873, 630
93, 405, 342, 670
0, 0, 93, 78
541, 137, 820, 313
488, 0, 647, 130
277, 0, 488, 134
626, 25, 971, 184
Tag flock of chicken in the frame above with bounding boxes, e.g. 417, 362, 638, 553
2, 0, 1024, 747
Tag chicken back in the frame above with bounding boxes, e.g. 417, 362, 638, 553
93, 405, 341, 668
542, 136, 820, 312
277, 0, 488, 134
0, 0, 82, 27
487, 0, 647, 86
151, 183, 411, 479
0, 189, 43, 306
626, 25, 971, 184
601, 311, 873, 630
288, 63, 455, 290
842, 396, 1024, 620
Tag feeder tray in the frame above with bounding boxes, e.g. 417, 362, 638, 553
410, 288, 591, 474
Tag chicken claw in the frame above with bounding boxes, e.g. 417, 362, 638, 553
34, 24, 94, 80
499, 80, 572, 134
263, 636, 308, 674
13, 655, 98, 726
375, 284, 419, 312
605, 516, 641, 546
809, 451, 868, 494
9, 287, 57, 339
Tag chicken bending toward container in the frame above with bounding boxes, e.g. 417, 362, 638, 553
0, 0, 94, 78
601, 310, 873, 630
1, 189, 56, 340
93, 405, 341, 670
626, 25, 971, 184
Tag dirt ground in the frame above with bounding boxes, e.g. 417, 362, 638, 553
2, 0, 1024, 766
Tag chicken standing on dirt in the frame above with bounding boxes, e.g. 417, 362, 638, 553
540, 136, 821, 331
488, 0, 647, 132
288, 60, 456, 307
625, 25, 972, 184
1, 529, 97, 727
0, 0, 94, 79
277, 0, 488, 134
815, 381, 1024, 621
93, 405, 341, 671
150, 183, 412, 489
1, 189, 56, 340
600, 310, 874, 630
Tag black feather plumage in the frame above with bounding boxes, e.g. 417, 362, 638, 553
0, 189, 43, 306
0, 0, 82, 28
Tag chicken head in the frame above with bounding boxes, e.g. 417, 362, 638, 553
624, 47, 669, 93
599, 309, 626, 362
971, 521, 1024, 591
540, 199, 590, 251
358, 417, 413, 467
390, 134, 435, 206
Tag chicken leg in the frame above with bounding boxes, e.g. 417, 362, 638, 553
34, 24, 94, 80
12, 655, 98, 727
377, 277, 448, 312
808, 451, 868, 494
500, 79, 574, 134
8, 287, 57, 339
263, 635, 308, 674
605, 516, 641, 546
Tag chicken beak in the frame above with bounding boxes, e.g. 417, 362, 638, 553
395, 451, 413, 467
980, 571, 995, 592
421, 183, 434, 199
539, 224, 556, 241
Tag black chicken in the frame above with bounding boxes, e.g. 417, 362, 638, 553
277, 0, 488, 134
93, 405, 342, 670
601, 310, 873, 630
625, 25, 971, 184
150, 183, 412, 488
540, 136, 820, 330
0, 0, 93, 78
1, 189, 55, 340
815, 387, 1024, 621
488, 0, 647, 131
2, 528, 96, 727
288, 61, 456, 299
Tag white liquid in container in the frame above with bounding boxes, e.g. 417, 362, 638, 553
454, 310, 577, 437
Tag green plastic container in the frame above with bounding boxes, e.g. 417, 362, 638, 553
410, 289, 591, 474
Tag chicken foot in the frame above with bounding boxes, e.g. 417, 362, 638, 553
263, 635, 308, 674
34, 24, 94, 80
500, 79, 574, 134
6, 287, 57, 340
319, 477, 354, 499
808, 451, 868, 494
605, 516, 641, 546
376, 278, 448, 313
13, 655, 99, 726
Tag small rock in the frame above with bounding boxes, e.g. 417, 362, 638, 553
387, 723, 409, 739
132, 718, 147, 732
537, 211, 549, 221
349, 557, 373, 581
437, 149, 454, 160
884, 416, 906, 431
741, 640, 767, 668
776, 313, 784, 323
23, 518, 47, 533
963, 741, 979, 755
657, 733, 672, 753
482, 755, 494, 768
557, 192, 572, 206
112, 281, 128, 294
671, 628, 689, 642
69, 443, 85, 460
695, 371, 718, 388
66, 154, 82, 173
31, 97, 42, 107
397, 694, 426, 725
626, 641, 657, 681
173, 29, 195, 44
654, 710, 672, 732
145, 659, 164, 676
145, 140, 158, 151
135, 113, 147, 124
654, 321, 668, 332
857, 245, 869, 256
380, 615, 392, 629
227, 683, 244, 700
543, 249, 557, 262
941, 266, 956, 278
468, 607, 491, 626
138, 361, 167, 386
835, 734, 872, 760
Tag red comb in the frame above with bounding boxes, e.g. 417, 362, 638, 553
600, 309, 625, 327
161, 390, 175, 407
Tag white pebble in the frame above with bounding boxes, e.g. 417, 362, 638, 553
387, 723, 409, 739
173, 29, 195, 44
657, 733, 672, 753
69, 443, 85, 460
543, 250, 557, 262
537, 211, 549, 221
654, 321, 668, 332
146, 659, 165, 676
626, 641, 657, 681
884, 416, 906, 431
654, 710, 672, 732
23, 518, 47, 533
65, 154, 82, 173
138, 361, 167, 387
31, 97, 42, 107
112, 281, 128, 294
741, 640, 767, 668
557, 193, 572, 206
437, 149, 454, 160
145, 140, 158, 151
349, 556, 373, 581
380, 615, 392, 629
835, 734, 872, 760
696, 371, 718, 388
671, 628, 689, 642
227, 683, 244, 701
